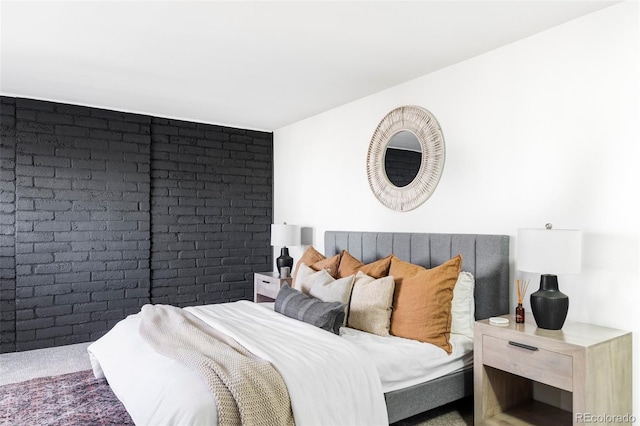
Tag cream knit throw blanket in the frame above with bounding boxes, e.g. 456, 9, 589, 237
138, 304, 294, 426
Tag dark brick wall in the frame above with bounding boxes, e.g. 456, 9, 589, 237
0, 96, 273, 353
1, 98, 17, 352
384, 148, 422, 187
12, 99, 152, 351
150, 118, 273, 306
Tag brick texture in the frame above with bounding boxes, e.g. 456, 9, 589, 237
150, 118, 272, 306
0, 96, 273, 352
12, 99, 151, 351
1, 98, 17, 352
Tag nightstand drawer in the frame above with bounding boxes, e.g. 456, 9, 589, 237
255, 279, 280, 299
482, 334, 573, 391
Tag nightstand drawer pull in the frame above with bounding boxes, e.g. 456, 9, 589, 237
261, 280, 271, 284
508, 341, 538, 351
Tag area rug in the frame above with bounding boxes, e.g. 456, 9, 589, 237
0, 370, 133, 426
0, 369, 472, 426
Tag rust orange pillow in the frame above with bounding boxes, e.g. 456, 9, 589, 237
292, 246, 341, 288
389, 254, 462, 354
337, 250, 392, 279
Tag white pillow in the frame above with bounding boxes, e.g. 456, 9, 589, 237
294, 263, 329, 295
450, 271, 475, 339
309, 273, 355, 305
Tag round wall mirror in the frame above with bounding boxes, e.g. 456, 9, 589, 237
366, 106, 445, 211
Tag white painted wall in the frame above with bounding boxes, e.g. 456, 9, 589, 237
274, 1, 639, 417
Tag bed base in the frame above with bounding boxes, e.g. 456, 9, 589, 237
324, 231, 510, 423
385, 367, 472, 423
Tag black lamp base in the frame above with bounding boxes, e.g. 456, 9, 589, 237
276, 247, 293, 275
530, 274, 568, 330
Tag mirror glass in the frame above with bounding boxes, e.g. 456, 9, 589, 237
384, 130, 422, 187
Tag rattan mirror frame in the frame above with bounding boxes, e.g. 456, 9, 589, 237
366, 106, 445, 211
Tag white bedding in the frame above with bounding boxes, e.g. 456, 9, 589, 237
88, 301, 388, 426
259, 301, 474, 394
339, 328, 473, 393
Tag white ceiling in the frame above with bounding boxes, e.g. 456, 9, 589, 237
1, 1, 618, 132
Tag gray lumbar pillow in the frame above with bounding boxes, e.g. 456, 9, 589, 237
274, 284, 346, 335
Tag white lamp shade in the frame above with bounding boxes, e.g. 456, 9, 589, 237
517, 228, 582, 275
270, 224, 301, 247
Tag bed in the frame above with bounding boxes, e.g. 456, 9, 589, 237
88, 230, 509, 425
324, 231, 509, 422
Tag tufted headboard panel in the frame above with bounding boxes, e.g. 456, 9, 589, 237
324, 231, 510, 320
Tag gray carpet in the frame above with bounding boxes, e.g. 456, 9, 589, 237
0, 342, 92, 386
1, 342, 472, 425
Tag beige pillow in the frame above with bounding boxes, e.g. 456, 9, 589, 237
389, 255, 462, 354
309, 273, 355, 305
310, 273, 355, 328
451, 271, 475, 339
347, 271, 396, 336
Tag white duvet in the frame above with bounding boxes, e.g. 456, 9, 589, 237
257, 302, 474, 394
88, 301, 388, 426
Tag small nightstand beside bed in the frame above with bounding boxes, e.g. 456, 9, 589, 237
88, 231, 510, 425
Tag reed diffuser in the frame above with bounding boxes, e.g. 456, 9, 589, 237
516, 278, 530, 323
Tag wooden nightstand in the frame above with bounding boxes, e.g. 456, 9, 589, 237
474, 315, 632, 425
253, 272, 292, 303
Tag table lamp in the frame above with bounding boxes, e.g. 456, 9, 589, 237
270, 223, 301, 276
517, 224, 582, 330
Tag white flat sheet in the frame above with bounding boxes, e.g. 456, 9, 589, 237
339, 327, 473, 393
88, 301, 388, 426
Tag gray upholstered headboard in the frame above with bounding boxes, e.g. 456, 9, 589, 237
324, 231, 510, 320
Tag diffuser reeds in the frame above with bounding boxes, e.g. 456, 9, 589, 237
516, 278, 530, 304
